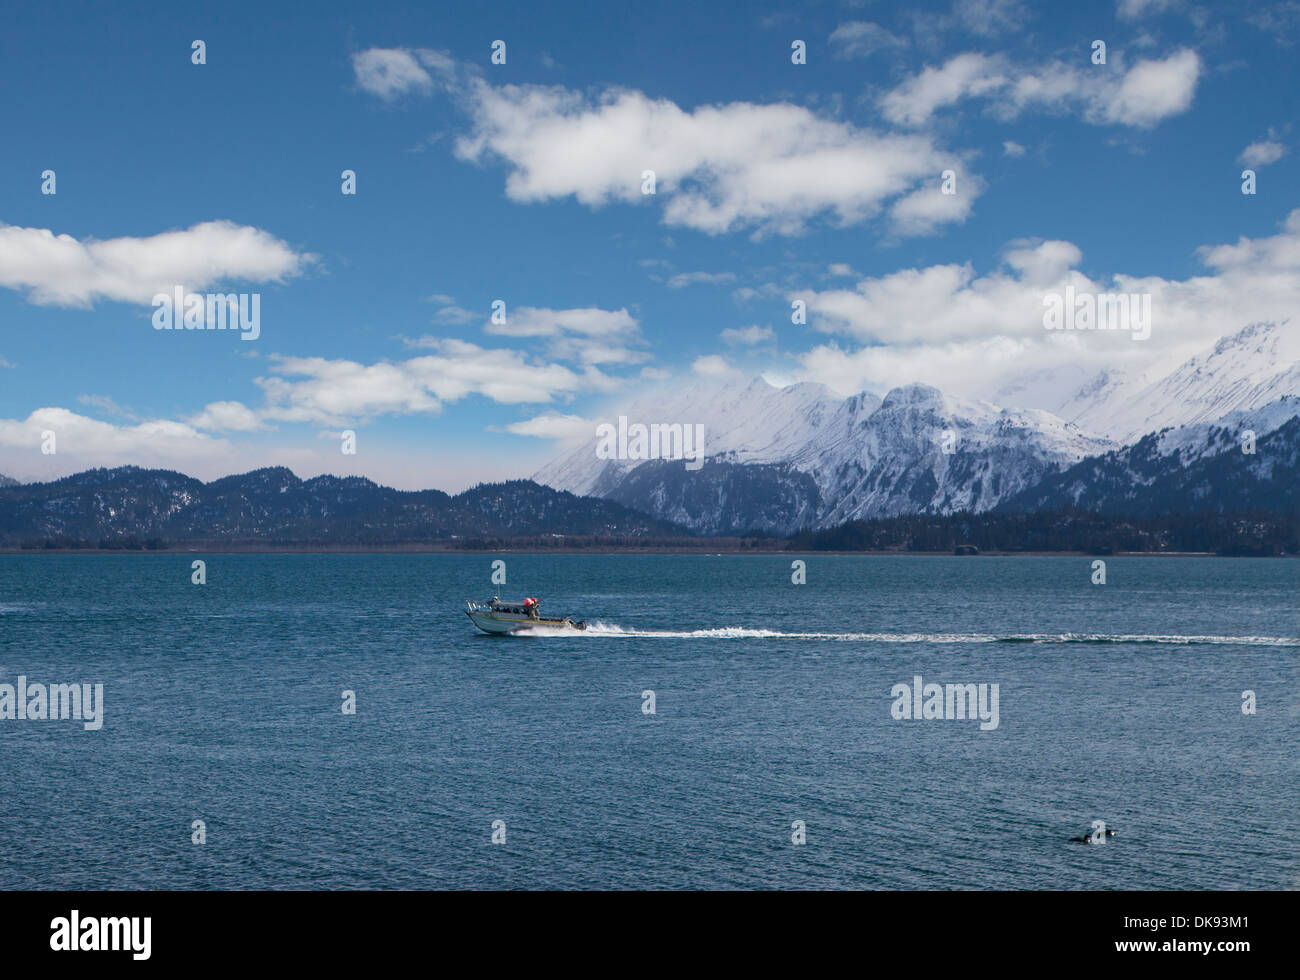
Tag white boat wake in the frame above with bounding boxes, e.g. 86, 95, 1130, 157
513, 622, 1299, 645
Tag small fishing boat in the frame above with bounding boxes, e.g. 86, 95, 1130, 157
465, 596, 588, 635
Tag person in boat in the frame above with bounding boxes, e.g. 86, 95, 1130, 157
524, 597, 539, 620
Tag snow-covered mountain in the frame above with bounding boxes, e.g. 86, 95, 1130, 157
1062, 321, 1300, 442
534, 376, 861, 497
533, 321, 1300, 534
1001, 399, 1300, 517
810, 384, 1112, 525
535, 376, 1110, 533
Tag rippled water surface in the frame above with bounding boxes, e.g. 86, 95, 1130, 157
1, 554, 1295, 889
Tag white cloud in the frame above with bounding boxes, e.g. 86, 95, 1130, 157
1102, 50, 1201, 126
482, 306, 637, 339
881, 49, 1202, 129
351, 48, 455, 100
732, 283, 785, 304
478, 305, 648, 365
889, 172, 983, 236
880, 53, 1008, 127
1002, 140, 1026, 156
1239, 140, 1286, 167
1003, 239, 1083, 284
255, 340, 616, 426
0, 220, 313, 308
432, 304, 479, 324
954, 0, 1031, 35
0, 408, 230, 463
449, 78, 972, 237
789, 210, 1300, 396
1117, 0, 1180, 20
828, 263, 857, 277
188, 401, 267, 432
720, 325, 775, 346
76, 394, 136, 419
665, 271, 737, 289
691, 354, 738, 377
829, 21, 907, 59
354, 51, 978, 237
1246, 3, 1300, 44
501, 412, 594, 442
1195, 208, 1300, 274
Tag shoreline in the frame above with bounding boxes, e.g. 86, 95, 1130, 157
0, 546, 1288, 557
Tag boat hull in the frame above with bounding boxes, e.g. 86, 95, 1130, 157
466, 610, 585, 635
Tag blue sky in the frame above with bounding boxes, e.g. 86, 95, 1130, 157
1, 0, 1297, 489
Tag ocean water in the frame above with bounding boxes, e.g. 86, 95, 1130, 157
0, 553, 1295, 890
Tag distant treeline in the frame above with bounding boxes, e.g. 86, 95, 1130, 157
787, 508, 1299, 555
8, 534, 769, 552
7, 509, 1297, 554
16, 536, 169, 551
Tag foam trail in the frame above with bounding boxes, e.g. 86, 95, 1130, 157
520, 622, 1299, 645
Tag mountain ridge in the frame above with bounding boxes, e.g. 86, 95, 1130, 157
533, 321, 1299, 533
0, 466, 684, 545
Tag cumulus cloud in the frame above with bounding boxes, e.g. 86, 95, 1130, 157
791, 210, 1300, 396
691, 354, 738, 377
889, 172, 984, 236
254, 340, 616, 426
881, 49, 1201, 129
447, 79, 972, 237
187, 401, 267, 432
352, 48, 979, 237
481, 306, 637, 339
1239, 140, 1286, 167
882, 53, 1009, 127
0, 408, 230, 463
477, 305, 648, 365
720, 325, 775, 346
1102, 50, 1201, 126
0, 220, 312, 308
